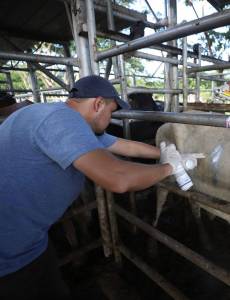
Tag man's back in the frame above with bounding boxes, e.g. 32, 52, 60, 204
0, 102, 107, 276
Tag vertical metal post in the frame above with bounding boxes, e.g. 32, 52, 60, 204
106, 191, 122, 264
167, 0, 179, 112
27, 63, 41, 102
118, 54, 130, 138
182, 37, 188, 110
106, 0, 115, 31
164, 63, 171, 112
95, 185, 112, 257
106, 0, 119, 78
41, 92, 47, 103
85, 0, 99, 75
195, 44, 201, 102
132, 74, 136, 86
163, 0, 169, 111
164, 0, 168, 18
70, 0, 92, 76
63, 43, 75, 88
118, 54, 137, 233
211, 80, 216, 102
5, 72, 14, 95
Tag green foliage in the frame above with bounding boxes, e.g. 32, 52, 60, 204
125, 57, 145, 74
97, 38, 112, 51
31, 42, 64, 56
205, 29, 230, 58
11, 72, 27, 89
183, 0, 230, 58
115, 0, 135, 7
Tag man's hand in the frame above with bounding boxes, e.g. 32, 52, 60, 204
181, 153, 205, 170
160, 142, 182, 175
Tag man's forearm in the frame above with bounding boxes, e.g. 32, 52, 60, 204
120, 160, 172, 192
74, 149, 171, 193
109, 138, 160, 159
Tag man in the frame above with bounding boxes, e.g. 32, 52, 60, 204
0, 75, 188, 299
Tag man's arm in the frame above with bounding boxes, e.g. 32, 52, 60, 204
107, 138, 160, 159
73, 149, 171, 193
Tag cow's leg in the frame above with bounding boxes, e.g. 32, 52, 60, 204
189, 200, 212, 251
154, 187, 169, 227
147, 187, 169, 259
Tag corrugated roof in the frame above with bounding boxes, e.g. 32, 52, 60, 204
0, 0, 147, 52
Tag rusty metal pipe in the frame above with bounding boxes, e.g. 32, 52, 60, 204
59, 239, 102, 266
120, 244, 190, 300
95, 185, 112, 257
115, 204, 230, 286
157, 182, 230, 215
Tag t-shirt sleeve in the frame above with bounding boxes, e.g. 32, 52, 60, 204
97, 133, 118, 148
34, 109, 104, 169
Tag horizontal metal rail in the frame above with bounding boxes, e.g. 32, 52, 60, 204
187, 103, 230, 113
157, 182, 230, 215
187, 62, 230, 73
42, 93, 68, 97
81, 27, 229, 65
0, 89, 32, 93
61, 201, 97, 222
201, 71, 230, 77
1, 110, 230, 129
59, 239, 102, 266
96, 9, 230, 60
112, 110, 230, 128
0, 50, 78, 66
120, 244, 190, 300
133, 51, 197, 67
179, 73, 226, 82
127, 87, 195, 95
115, 204, 230, 287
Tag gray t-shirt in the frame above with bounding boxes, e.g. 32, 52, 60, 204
0, 102, 117, 276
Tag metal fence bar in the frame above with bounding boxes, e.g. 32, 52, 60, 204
187, 62, 230, 74
195, 45, 201, 102
106, 191, 122, 264
112, 110, 230, 128
182, 37, 188, 110
96, 9, 230, 61
0, 50, 78, 66
133, 50, 197, 67
115, 204, 230, 286
59, 239, 102, 266
86, 0, 99, 74
120, 244, 190, 300
95, 185, 113, 257
61, 201, 97, 222
127, 87, 195, 94
157, 182, 230, 215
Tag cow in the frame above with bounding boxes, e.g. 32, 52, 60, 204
151, 121, 230, 254
0, 92, 33, 117
107, 92, 163, 142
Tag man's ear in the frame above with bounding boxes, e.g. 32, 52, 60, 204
94, 96, 105, 112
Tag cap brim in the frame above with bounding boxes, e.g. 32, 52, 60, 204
115, 96, 131, 110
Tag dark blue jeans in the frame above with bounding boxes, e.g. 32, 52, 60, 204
0, 241, 72, 300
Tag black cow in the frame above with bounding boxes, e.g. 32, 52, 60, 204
107, 93, 164, 142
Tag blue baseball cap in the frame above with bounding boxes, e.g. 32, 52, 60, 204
69, 75, 130, 110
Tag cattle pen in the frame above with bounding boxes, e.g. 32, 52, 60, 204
0, 0, 230, 299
